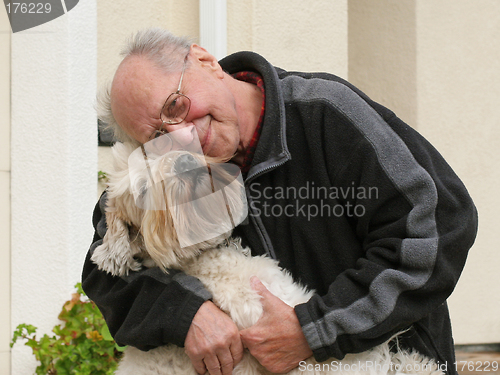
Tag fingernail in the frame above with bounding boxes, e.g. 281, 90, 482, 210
250, 276, 260, 288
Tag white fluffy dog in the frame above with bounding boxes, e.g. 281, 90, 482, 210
91, 139, 444, 375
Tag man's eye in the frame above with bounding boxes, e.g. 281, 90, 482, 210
167, 98, 180, 115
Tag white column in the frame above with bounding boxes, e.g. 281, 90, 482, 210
200, 0, 227, 60
10, 1, 97, 373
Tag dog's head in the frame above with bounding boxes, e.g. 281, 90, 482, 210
92, 139, 247, 275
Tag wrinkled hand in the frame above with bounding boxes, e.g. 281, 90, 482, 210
185, 301, 244, 375
240, 277, 313, 373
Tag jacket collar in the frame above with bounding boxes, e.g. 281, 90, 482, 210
219, 52, 291, 182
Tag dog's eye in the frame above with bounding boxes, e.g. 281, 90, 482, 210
139, 184, 147, 197
133, 178, 148, 198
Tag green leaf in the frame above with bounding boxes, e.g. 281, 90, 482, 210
11, 283, 123, 373
100, 324, 113, 341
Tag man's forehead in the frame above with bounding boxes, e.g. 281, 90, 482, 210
111, 56, 177, 110
114, 55, 164, 85
109, 59, 161, 140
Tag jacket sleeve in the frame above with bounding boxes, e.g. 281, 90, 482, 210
293, 87, 478, 362
82, 192, 212, 350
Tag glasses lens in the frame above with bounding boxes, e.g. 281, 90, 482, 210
161, 93, 191, 124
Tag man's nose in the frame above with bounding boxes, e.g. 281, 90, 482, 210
163, 118, 192, 132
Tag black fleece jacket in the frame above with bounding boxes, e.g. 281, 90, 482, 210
83, 51, 477, 374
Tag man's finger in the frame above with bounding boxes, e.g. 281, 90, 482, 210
204, 356, 222, 375
191, 356, 207, 375
220, 360, 233, 375
185, 301, 243, 375
230, 342, 244, 366
250, 276, 281, 313
217, 348, 234, 375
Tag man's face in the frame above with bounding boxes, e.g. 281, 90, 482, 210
110, 48, 243, 160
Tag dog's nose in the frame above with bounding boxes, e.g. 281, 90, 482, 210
174, 154, 199, 174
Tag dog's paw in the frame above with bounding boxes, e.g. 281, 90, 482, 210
91, 237, 143, 277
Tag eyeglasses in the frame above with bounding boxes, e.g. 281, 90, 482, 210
151, 54, 191, 140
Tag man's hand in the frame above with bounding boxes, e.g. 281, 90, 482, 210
240, 277, 313, 373
185, 301, 244, 375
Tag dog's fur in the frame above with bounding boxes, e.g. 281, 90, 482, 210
91, 142, 444, 375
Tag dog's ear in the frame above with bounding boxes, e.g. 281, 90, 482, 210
141, 209, 183, 271
111, 141, 137, 171
91, 198, 142, 276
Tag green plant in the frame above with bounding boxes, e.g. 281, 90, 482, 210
98, 171, 109, 183
11, 283, 125, 375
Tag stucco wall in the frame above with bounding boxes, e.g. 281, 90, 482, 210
348, 0, 417, 127
416, 0, 500, 345
349, 0, 500, 345
228, 0, 348, 77
10, 2, 98, 373
0, 6, 11, 374
97, 0, 199, 90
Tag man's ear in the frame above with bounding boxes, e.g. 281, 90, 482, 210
189, 44, 224, 78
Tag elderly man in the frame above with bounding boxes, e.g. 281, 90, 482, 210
83, 28, 477, 375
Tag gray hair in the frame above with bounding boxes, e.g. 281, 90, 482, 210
96, 28, 192, 144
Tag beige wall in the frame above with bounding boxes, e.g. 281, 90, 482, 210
349, 0, 500, 345
0, 6, 11, 374
97, 0, 199, 89
228, 0, 348, 77
416, 0, 500, 345
349, 0, 417, 127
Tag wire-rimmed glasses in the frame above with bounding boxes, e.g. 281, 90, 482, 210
151, 54, 191, 140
